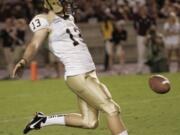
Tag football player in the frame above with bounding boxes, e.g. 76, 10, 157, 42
12, 0, 128, 135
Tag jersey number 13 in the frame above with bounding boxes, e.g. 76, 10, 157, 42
32, 19, 41, 30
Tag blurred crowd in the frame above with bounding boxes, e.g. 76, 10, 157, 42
99, 0, 180, 74
76, 0, 180, 22
0, 0, 179, 23
0, 0, 180, 79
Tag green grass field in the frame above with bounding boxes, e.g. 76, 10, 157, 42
0, 73, 180, 135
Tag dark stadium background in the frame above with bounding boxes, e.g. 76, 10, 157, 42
0, 1, 180, 135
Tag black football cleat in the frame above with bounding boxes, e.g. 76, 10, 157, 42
23, 112, 47, 134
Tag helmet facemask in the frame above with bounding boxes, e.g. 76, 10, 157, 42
61, 0, 77, 15
44, 0, 76, 15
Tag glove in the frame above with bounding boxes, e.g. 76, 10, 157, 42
12, 59, 27, 78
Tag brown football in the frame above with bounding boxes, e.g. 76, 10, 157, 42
149, 75, 171, 94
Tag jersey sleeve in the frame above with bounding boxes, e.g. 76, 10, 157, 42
29, 16, 49, 32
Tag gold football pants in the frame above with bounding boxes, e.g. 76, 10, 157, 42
66, 71, 120, 119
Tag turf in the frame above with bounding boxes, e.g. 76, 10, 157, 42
0, 73, 180, 135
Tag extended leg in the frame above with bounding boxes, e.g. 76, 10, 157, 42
23, 97, 99, 134
66, 71, 128, 135
65, 97, 99, 128
41, 97, 99, 129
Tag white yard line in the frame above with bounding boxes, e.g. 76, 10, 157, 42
0, 95, 180, 124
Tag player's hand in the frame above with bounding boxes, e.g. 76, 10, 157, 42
12, 59, 27, 79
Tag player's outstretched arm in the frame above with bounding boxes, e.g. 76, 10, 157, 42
12, 29, 48, 78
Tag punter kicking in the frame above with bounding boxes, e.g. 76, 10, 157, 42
12, 0, 128, 135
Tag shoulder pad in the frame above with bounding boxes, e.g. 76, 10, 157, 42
29, 14, 49, 32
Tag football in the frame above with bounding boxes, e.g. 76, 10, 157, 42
148, 75, 171, 94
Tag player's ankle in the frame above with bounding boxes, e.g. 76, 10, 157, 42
41, 115, 65, 127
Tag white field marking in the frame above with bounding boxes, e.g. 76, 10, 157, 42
0, 95, 180, 124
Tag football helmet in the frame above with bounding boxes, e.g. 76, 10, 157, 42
44, 0, 76, 14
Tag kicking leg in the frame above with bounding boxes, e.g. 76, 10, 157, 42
65, 97, 99, 128
66, 71, 128, 135
42, 97, 99, 128
23, 97, 99, 134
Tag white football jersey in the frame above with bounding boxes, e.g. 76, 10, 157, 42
29, 13, 95, 78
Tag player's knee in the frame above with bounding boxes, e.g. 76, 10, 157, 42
82, 119, 99, 129
101, 100, 121, 116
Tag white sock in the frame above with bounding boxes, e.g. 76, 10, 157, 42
118, 130, 128, 135
41, 115, 65, 127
